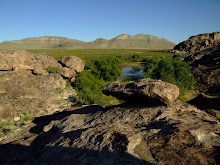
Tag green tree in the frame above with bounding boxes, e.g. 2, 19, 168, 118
74, 56, 122, 106
142, 57, 194, 94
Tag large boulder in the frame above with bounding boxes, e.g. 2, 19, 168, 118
60, 67, 76, 79
103, 78, 179, 106
0, 50, 62, 72
59, 56, 85, 72
0, 70, 76, 118
0, 50, 78, 119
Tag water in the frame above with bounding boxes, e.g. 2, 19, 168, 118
119, 64, 145, 80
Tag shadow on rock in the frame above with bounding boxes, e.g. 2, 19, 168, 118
0, 131, 154, 165
30, 105, 104, 134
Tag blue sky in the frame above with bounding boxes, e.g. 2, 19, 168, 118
0, 0, 219, 44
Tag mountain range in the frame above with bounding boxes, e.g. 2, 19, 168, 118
0, 34, 176, 49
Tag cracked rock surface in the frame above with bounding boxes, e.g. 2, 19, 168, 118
0, 101, 219, 164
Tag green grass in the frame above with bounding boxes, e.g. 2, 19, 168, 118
0, 111, 34, 139
45, 66, 61, 74
27, 49, 176, 60
177, 90, 198, 102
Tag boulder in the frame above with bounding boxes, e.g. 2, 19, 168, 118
61, 67, 76, 79
103, 78, 179, 106
0, 50, 62, 73
0, 70, 76, 118
33, 67, 49, 76
0, 50, 79, 119
59, 56, 85, 72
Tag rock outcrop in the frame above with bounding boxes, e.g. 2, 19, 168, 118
171, 32, 220, 113
0, 49, 62, 72
171, 32, 220, 96
59, 56, 85, 73
171, 32, 220, 53
185, 44, 220, 96
0, 102, 219, 164
0, 50, 84, 119
103, 78, 179, 106
187, 93, 220, 110
0, 70, 74, 118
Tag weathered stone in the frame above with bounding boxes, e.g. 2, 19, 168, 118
0, 50, 82, 120
0, 102, 219, 164
33, 67, 49, 76
61, 67, 76, 78
103, 78, 179, 106
205, 109, 220, 120
70, 76, 76, 83
0, 70, 76, 118
171, 32, 220, 96
0, 50, 62, 72
59, 56, 85, 72
171, 32, 220, 53
13, 116, 21, 122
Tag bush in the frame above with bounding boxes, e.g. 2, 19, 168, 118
130, 54, 142, 62
45, 66, 61, 74
74, 71, 108, 105
74, 56, 122, 106
85, 57, 121, 81
142, 57, 194, 94
65, 79, 73, 89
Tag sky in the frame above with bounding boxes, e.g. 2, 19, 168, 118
0, 0, 219, 44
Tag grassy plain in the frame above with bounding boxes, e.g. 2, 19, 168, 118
27, 49, 176, 60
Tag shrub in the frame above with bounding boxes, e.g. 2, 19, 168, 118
74, 71, 108, 105
142, 57, 194, 94
56, 87, 64, 93
85, 57, 121, 81
45, 66, 61, 74
131, 54, 142, 62
74, 56, 122, 106
65, 79, 73, 89
16, 111, 35, 125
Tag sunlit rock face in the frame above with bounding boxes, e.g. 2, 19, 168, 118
103, 78, 179, 106
0, 50, 82, 119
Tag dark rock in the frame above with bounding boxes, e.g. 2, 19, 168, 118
171, 32, 220, 96
187, 93, 220, 110
171, 32, 220, 53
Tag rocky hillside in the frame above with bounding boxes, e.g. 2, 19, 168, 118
172, 32, 220, 96
0, 80, 219, 164
0, 34, 176, 49
172, 32, 220, 53
0, 50, 84, 119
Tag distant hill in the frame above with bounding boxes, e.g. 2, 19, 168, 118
0, 34, 176, 49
